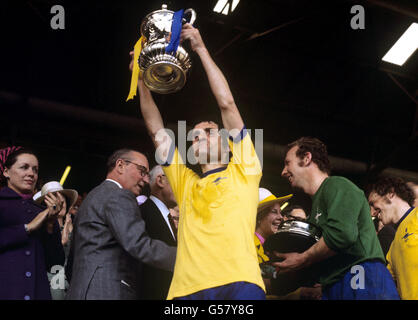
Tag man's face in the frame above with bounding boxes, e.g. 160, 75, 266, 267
191, 121, 224, 164
281, 146, 306, 190
284, 208, 307, 221
368, 192, 396, 225
120, 152, 150, 197
159, 173, 177, 208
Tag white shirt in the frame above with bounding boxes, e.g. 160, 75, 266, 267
106, 179, 123, 189
149, 195, 176, 240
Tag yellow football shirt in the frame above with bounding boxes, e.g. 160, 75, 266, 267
386, 207, 418, 300
163, 130, 265, 299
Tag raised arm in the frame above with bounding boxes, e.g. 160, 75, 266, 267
137, 79, 165, 145
180, 24, 244, 132
129, 51, 173, 162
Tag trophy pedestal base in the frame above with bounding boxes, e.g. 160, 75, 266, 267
143, 61, 186, 94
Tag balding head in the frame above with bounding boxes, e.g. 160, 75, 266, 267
106, 149, 150, 196
149, 165, 177, 208
149, 165, 165, 188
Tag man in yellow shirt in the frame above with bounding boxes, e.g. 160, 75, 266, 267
367, 177, 418, 299
135, 23, 265, 300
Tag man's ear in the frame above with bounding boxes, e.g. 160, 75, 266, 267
387, 192, 395, 200
304, 152, 313, 166
156, 175, 165, 188
115, 159, 125, 174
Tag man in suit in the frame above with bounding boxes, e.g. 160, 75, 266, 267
141, 165, 177, 299
66, 149, 176, 300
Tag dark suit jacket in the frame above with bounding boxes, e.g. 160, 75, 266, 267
140, 198, 177, 299
377, 224, 396, 261
66, 181, 176, 300
0, 187, 64, 300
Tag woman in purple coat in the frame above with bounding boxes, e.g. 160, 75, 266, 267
0, 147, 65, 300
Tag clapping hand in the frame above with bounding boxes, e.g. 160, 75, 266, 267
61, 212, 73, 246
44, 192, 64, 219
44, 192, 65, 233
56, 192, 67, 219
26, 193, 64, 234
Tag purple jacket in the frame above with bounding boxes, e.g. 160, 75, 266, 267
0, 187, 65, 300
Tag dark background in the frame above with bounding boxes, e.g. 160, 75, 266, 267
1, 0, 417, 211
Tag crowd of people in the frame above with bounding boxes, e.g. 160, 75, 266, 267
0, 23, 417, 301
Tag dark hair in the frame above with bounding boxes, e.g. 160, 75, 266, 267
193, 120, 219, 128
287, 137, 331, 174
0, 148, 38, 187
106, 148, 145, 173
366, 177, 415, 207
282, 205, 307, 217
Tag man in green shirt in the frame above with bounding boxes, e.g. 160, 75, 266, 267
272, 137, 399, 299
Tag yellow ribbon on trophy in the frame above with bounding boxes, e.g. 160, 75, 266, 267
126, 36, 146, 101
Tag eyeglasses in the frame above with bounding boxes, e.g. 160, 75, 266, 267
122, 159, 150, 178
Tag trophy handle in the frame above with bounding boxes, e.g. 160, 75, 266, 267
183, 9, 196, 25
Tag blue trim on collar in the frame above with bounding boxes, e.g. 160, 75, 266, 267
394, 207, 415, 230
201, 166, 227, 178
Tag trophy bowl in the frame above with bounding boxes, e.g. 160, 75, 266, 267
264, 220, 322, 295
139, 4, 196, 94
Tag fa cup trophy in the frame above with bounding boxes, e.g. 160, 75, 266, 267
139, 4, 196, 94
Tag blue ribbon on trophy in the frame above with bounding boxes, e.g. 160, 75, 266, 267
165, 9, 184, 54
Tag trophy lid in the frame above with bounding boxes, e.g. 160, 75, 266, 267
140, 4, 174, 40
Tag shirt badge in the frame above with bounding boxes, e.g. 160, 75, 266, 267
213, 177, 227, 185
402, 228, 414, 242
314, 209, 322, 224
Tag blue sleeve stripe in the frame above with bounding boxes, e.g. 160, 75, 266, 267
229, 125, 247, 143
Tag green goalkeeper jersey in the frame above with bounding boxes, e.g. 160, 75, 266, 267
307, 176, 385, 288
